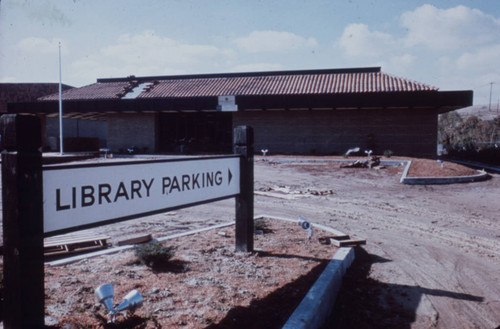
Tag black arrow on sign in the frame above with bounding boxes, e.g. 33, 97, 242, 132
228, 168, 233, 185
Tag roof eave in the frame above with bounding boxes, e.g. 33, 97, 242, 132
7, 89, 473, 118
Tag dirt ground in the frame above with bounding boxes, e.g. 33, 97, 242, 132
43, 219, 337, 328
256, 158, 499, 329
1, 157, 499, 328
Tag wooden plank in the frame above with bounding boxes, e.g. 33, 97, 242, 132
330, 237, 366, 247
117, 234, 153, 246
43, 232, 110, 256
44, 244, 107, 256
330, 234, 350, 241
44, 234, 110, 247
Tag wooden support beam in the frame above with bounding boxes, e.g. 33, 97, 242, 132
1, 114, 45, 328
234, 126, 254, 252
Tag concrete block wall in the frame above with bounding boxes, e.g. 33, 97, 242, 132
233, 108, 438, 157
107, 113, 158, 153
46, 118, 107, 150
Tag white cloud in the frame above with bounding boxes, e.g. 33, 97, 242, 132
339, 23, 395, 57
455, 45, 500, 101
336, 5, 500, 104
230, 63, 284, 73
100, 31, 232, 66
0, 37, 68, 84
456, 44, 500, 72
401, 4, 500, 51
15, 37, 64, 55
387, 54, 417, 73
0, 76, 18, 83
70, 30, 235, 82
235, 30, 318, 53
69, 30, 319, 84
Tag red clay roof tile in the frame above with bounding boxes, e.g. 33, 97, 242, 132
39, 68, 438, 101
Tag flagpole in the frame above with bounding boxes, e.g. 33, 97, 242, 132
58, 42, 64, 155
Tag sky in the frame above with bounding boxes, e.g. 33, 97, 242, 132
1, 0, 499, 106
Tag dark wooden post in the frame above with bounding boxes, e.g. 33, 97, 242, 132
233, 126, 254, 252
1, 114, 45, 328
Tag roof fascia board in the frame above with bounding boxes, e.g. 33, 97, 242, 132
7, 89, 472, 115
235, 90, 473, 110
96, 67, 381, 83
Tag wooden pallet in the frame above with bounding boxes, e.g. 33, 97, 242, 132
44, 232, 110, 256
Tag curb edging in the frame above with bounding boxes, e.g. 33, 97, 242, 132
256, 215, 356, 329
400, 160, 490, 184
282, 246, 355, 329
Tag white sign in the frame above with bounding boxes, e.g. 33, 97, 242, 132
43, 157, 240, 234
217, 95, 237, 112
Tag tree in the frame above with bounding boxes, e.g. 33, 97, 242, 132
439, 111, 500, 163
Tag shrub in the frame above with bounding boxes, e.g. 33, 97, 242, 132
134, 241, 175, 269
254, 218, 273, 233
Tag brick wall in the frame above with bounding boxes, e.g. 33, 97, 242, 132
107, 113, 158, 153
233, 108, 438, 157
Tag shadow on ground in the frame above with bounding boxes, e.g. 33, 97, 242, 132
204, 253, 329, 329
324, 247, 484, 329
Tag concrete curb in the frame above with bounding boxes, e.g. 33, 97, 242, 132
256, 214, 356, 329
447, 159, 500, 173
263, 157, 490, 185
400, 160, 490, 185
282, 247, 355, 329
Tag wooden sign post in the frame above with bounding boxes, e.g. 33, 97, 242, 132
1, 114, 45, 328
1, 115, 254, 327
234, 126, 254, 252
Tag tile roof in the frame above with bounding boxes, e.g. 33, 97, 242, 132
39, 67, 438, 102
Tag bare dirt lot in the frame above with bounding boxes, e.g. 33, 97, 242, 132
44, 219, 337, 328
2, 157, 499, 328
256, 158, 500, 329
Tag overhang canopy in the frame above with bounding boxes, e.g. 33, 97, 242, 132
8, 67, 473, 119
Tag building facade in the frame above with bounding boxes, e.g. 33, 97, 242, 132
8, 67, 473, 157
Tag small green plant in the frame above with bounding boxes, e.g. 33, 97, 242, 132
383, 149, 394, 158
134, 241, 175, 269
254, 218, 273, 233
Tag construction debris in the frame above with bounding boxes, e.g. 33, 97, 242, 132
44, 232, 110, 256
255, 186, 334, 199
307, 189, 334, 196
341, 156, 381, 169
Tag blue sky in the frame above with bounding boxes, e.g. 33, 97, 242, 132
1, 0, 499, 105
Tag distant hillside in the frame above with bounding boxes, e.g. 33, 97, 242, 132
455, 104, 500, 121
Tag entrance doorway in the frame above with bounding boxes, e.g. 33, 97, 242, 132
158, 112, 232, 154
